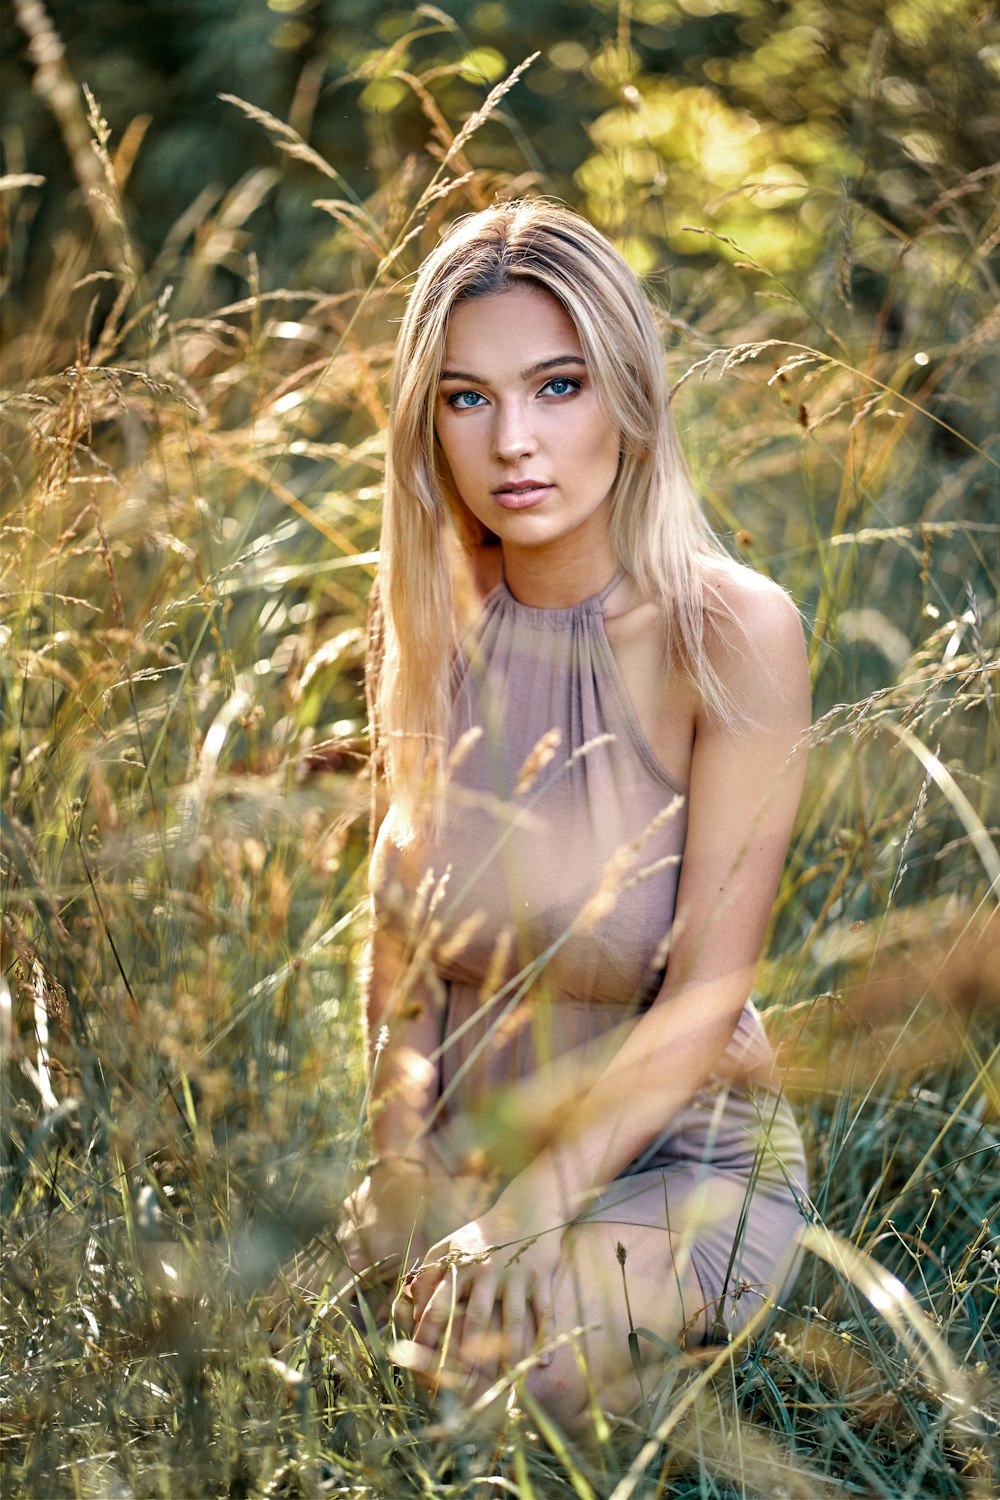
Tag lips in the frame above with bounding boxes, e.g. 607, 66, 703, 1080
492, 480, 552, 510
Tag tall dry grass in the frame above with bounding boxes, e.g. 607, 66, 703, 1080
1, 4, 997, 1496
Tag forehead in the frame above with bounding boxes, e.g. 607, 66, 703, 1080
443, 285, 583, 363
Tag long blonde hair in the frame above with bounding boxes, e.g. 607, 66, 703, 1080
376, 199, 731, 832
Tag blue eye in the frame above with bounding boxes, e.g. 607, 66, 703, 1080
447, 390, 486, 410
541, 376, 580, 397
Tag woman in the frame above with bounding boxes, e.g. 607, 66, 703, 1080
352, 199, 810, 1435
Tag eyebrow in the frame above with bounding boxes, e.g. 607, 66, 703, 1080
439, 355, 587, 384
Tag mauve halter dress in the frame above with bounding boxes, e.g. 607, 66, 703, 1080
373, 570, 809, 1342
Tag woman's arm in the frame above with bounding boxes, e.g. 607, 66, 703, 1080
361, 570, 444, 1165
362, 913, 442, 1163
342, 568, 452, 1263
333, 906, 450, 1285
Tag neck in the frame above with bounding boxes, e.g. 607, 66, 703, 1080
500, 522, 620, 610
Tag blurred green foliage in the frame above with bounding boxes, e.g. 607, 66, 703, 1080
4, 0, 998, 315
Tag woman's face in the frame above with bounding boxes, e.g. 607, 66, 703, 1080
435, 284, 621, 565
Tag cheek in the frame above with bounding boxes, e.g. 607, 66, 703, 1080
565, 401, 619, 468
437, 421, 479, 479
583, 418, 622, 475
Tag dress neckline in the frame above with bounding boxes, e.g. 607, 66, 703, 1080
494, 567, 626, 624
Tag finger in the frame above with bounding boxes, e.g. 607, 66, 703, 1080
408, 1262, 446, 1323
414, 1270, 460, 1350
392, 1292, 416, 1336
458, 1273, 499, 1371
499, 1275, 529, 1366
531, 1285, 557, 1368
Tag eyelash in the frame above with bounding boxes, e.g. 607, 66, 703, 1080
541, 376, 580, 398
444, 376, 581, 410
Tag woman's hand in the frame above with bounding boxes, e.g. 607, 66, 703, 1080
340, 1157, 433, 1275
260, 1157, 437, 1342
408, 1202, 560, 1386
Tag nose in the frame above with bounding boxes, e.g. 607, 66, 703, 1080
493, 399, 536, 464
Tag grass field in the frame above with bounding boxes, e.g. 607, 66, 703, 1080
2, 9, 998, 1497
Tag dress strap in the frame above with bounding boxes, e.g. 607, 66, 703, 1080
596, 568, 627, 606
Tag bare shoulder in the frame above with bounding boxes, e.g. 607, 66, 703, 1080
704, 556, 802, 634
701, 558, 810, 724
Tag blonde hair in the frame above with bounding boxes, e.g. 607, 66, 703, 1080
376, 198, 732, 831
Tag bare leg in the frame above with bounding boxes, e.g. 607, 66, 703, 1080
522, 1220, 709, 1437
